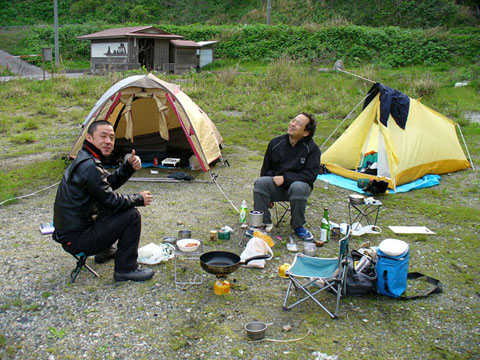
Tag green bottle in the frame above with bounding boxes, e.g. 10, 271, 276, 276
320, 208, 330, 243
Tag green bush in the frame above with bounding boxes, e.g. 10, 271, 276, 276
0, 23, 478, 70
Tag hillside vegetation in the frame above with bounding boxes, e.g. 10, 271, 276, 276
0, 0, 478, 28
0, 23, 479, 72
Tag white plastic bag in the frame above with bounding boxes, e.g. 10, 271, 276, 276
350, 222, 382, 236
240, 237, 273, 269
137, 243, 175, 264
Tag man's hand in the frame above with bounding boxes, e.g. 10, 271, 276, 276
273, 175, 284, 187
140, 191, 152, 206
128, 149, 142, 171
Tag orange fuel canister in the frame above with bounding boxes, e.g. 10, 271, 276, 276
278, 263, 290, 278
214, 280, 231, 295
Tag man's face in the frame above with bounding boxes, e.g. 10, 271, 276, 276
287, 114, 310, 139
86, 124, 115, 156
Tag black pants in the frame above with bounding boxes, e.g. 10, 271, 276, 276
58, 208, 141, 273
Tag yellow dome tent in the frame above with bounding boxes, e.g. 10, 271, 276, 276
321, 83, 471, 190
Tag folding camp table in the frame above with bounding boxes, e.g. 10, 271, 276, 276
348, 198, 382, 226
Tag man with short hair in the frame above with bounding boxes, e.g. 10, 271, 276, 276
252, 112, 321, 241
53, 120, 154, 282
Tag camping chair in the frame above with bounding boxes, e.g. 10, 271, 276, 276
271, 201, 290, 227
282, 225, 351, 319
70, 252, 99, 283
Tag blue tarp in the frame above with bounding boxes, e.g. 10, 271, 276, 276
317, 173, 441, 194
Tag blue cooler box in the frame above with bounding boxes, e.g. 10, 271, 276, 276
376, 239, 410, 298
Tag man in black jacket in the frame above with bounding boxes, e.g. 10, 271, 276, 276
53, 120, 154, 282
252, 113, 320, 241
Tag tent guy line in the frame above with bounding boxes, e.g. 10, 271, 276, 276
0, 181, 60, 207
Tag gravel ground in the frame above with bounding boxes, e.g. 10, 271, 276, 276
0, 145, 478, 359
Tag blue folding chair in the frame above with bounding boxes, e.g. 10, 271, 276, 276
282, 225, 351, 319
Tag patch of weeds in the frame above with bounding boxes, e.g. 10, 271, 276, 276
412, 73, 439, 98
0, 159, 66, 204
215, 65, 239, 86
36, 104, 59, 117
11, 297, 23, 307
9, 132, 37, 144
0, 303, 10, 310
412, 235, 428, 242
48, 327, 65, 340
97, 344, 109, 352
0, 333, 5, 348
24, 303, 41, 312
83, 307, 98, 314
22, 118, 39, 130
41, 291, 52, 299
170, 338, 188, 351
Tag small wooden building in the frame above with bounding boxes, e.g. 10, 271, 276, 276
197, 41, 219, 68
78, 26, 205, 74
168, 40, 201, 74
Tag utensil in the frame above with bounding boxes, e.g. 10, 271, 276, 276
178, 229, 192, 239
199, 251, 271, 277
245, 321, 267, 340
176, 238, 200, 252
248, 210, 264, 227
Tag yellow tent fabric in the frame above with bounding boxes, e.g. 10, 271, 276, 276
69, 73, 223, 171
322, 90, 470, 188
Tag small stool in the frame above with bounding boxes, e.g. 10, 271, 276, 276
348, 198, 382, 226
70, 252, 99, 283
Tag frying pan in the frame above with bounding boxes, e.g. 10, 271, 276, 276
200, 251, 271, 277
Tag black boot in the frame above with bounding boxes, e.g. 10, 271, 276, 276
94, 244, 117, 264
114, 266, 154, 282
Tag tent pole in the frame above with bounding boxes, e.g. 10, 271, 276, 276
457, 124, 475, 170
320, 93, 370, 150
336, 68, 376, 84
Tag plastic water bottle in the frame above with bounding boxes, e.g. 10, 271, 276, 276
320, 208, 330, 243
239, 200, 248, 226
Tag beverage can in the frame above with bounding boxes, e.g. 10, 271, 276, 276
209, 230, 217, 242
153, 157, 159, 166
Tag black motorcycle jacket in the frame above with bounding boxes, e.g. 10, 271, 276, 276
53, 145, 144, 233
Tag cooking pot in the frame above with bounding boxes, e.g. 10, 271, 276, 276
200, 251, 271, 277
249, 210, 264, 227
245, 321, 267, 340
178, 229, 192, 239
349, 194, 365, 205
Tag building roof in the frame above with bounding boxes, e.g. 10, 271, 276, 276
170, 40, 201, 48
197, 41, 219, 47
78, 26, 184, 40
